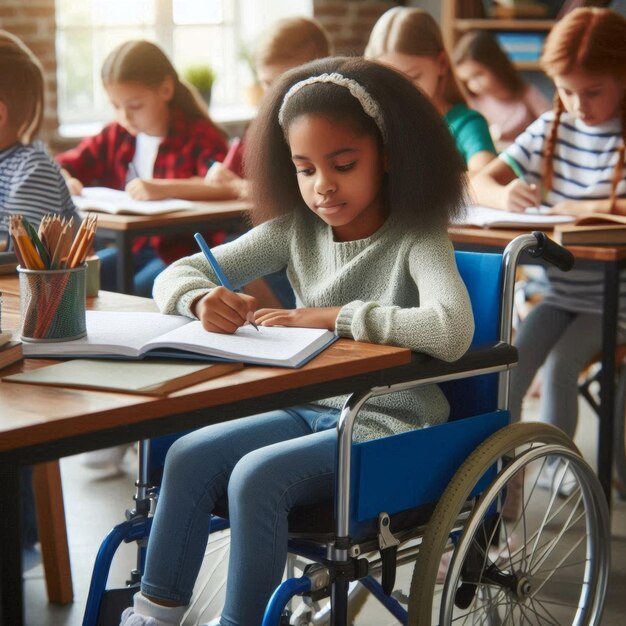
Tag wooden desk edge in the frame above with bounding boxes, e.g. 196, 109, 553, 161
0, 339, 411, 453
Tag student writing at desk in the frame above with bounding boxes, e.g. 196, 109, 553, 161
56, 40, 230, 298
472, 8, 626, 495
205, 16, 332, 311
452, 29, 550, 150
364, 7, 497, 177
56, 39, 231, 473
0, 29, 80, 564
120, 57, 474, 626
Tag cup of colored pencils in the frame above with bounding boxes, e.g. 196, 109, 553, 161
11, 213, 97, 342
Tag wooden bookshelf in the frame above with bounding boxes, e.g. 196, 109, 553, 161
442, 1, 558, 70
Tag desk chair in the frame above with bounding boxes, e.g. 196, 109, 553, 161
84, 234, 610, 626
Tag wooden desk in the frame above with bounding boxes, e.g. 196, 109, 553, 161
88, 200, 250, 294
0, 279, 420, 626
450, 225, 626, 508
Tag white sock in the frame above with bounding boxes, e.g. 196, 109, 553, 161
133, 592, 188, 625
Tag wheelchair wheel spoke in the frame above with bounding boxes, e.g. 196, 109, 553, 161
407, 424, 610, 626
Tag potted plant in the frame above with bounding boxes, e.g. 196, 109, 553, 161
239, 44, 263, 106
183, 64, 216, 107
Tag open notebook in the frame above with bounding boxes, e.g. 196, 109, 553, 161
21, 311, 338, 368
455, 205, 575, 229
72, 187, 195, 215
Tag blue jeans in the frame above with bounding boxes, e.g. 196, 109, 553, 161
97, 243, 166, 298
140, 405, 340, 626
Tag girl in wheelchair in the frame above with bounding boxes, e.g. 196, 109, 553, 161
121, 56, 475, 626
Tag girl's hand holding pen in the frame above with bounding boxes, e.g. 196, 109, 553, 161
61, 168, 84, 195
193, 233, 259, 333
126, 177, 163, 201
503, 178, 541, 213
194, 287, 258, 334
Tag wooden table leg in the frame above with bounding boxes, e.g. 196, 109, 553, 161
32, 460, 73, 604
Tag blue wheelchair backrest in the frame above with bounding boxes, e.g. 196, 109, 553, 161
440, 251, 503, 421
350, 250, 507, 528
454, 250, 502, 348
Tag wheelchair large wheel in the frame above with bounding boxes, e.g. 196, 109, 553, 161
408, 423, 610, 626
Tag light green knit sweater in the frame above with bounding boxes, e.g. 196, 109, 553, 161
153, 211, 474, 440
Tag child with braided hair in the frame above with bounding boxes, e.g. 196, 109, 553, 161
472, 7, 626, 494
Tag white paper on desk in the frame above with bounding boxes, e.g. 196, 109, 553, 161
455, 205, 575, 229
21, 310, 338, 368
21, 311, 191, 357
145, 320, 336, 367
73, 187, 194, 215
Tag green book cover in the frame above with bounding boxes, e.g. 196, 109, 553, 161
3, 358, 242, 396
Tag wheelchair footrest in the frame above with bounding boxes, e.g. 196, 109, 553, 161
96, 585, 139, 626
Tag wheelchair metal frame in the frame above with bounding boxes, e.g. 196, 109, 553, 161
262, 233, 608, 626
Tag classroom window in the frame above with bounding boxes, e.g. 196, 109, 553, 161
55, 0, 312, 134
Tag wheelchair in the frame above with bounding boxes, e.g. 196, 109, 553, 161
83, 232, 610, 626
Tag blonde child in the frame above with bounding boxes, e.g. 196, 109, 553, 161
0, 29, 79, 557
453, 29, 550, 149
56, 40, 230, 298
364, 7, 497, 176
473, 7, 626, 494
119, 56, 473, 626
206, 16, 332, 310
0, 31, 77, 245
205, 17, 331, 200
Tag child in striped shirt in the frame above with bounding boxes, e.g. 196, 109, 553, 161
472, 7, 626, 494
0, 30, 77, 250
0, 29, 78, 557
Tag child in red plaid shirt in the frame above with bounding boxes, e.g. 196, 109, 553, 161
56, 40, 230, 298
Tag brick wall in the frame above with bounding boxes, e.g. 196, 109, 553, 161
0, 0, 58, 142
313, 0, 400, 55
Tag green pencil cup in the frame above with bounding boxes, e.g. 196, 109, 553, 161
18, 265, 87, 342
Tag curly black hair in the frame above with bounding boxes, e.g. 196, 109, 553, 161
244, 56, 469, 230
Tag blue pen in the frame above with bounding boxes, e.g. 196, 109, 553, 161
194, 232, 259, 331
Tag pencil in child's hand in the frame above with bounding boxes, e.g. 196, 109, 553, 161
222, 137, 242, 171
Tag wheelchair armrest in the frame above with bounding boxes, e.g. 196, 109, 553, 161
372, 342, 517, 390
409, 341, 517, 376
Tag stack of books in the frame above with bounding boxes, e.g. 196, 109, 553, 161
552, 213, 626, 246
0, 330, 22, 371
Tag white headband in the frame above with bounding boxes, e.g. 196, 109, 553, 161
277, 72, 387, 142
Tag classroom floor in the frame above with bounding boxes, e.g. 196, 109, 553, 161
25, 394, 626, 626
